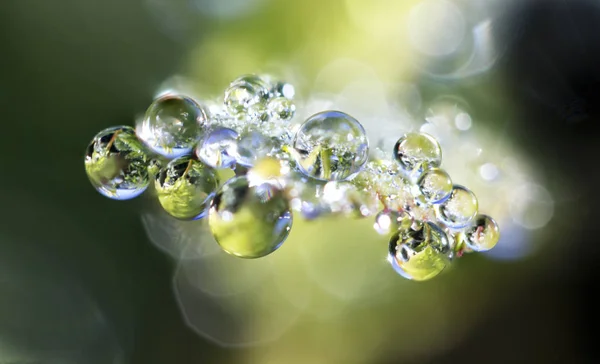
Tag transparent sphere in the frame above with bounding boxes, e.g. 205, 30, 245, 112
292, 111, 369, 181
373, 210, 412, 235
208, 176, 293, 258
271, 81, 295, 99
195, 127, 239, 169
388, 220, 451, 281
236, 130, 278, 167
462, 214, 500, 252
393, 132, 442, 175
224, 74, 271, 117
416, 168, 453, 204
436, 185, 478, 228
267, 97, 296, 121
136, 94, 207, 158
155, 156, 219, 220
85, 126, 150, 200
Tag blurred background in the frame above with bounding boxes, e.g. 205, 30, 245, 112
0, 0, 599, 363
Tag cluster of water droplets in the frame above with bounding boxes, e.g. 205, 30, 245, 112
84, 74, 499, 281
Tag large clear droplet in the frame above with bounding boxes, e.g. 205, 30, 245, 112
415, 168, 453, 204
292, 111, 369, 181
208, 176, 293, 258
155, 156, 219, 220
84, 126, 150, 200
136, 94, 207, 158
461, 214, 499, 252
393, 132, 442, 176
224, 74, 271, 118
388, 220, 451, 281
436, 185, 478, 228
195, 127, 239, 169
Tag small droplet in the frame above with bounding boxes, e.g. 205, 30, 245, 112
85, 126, 150, 200
436, 185, 478, 228
155, 156, 219, 220
196, 127, 239, 169
224, 74, 271, 117
236, 130, 279, 167
272, 81, 295, 99
293, 111, 369, 181
136, 94, 207, 158
388, 220, 451, 281
462, 214, 500, 252
416, 168, 453, 204
393, 132, 442, 176
208, 176, 293, 258
267, 97, 296, 121
373, 210, 412, 235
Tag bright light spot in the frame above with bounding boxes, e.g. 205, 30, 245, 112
510, 184, 554, 230
455, 112, 472, 130
479, 163, 499, 181
281, 83, 295, 99
408, 0, 466, 57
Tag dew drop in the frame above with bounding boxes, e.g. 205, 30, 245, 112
393, 132, 442, 177
461, 214, 500, 252
292, 111, 369, 181
224, 74, 271, 118
435, 185, 478, 228
388, 220, 451, 281
208, 176, 293, 258
155, 156, 219, 220
196, 127, 239, 169
416, 168, 453, 204
373, 210, 412, 235
84, 126, 150, 200
136, 94, 207, 158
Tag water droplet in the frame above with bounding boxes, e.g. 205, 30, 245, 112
436, 185, 478, 228
155, 156, 219, 220
272, 81, 295, 99
373, 210, 412, 235
479, 162, 499, 181
388, 220, 451, 281
236, 130, 278, 167
292, 111, 369, 181
416, 168, 453, 204
196, 127, 239, 169
461, 214, 499, 252
84, 126, 150, 200
224, 74, 271, 117
393, 132, 442, 177
208, 176, 293, 258
267, 97, 296, 121
136, 94, 207, 158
